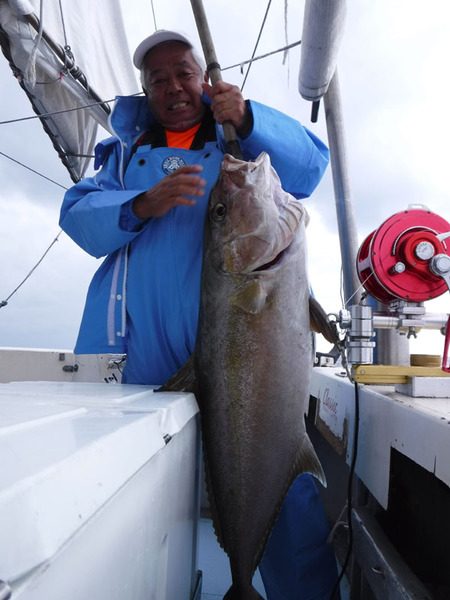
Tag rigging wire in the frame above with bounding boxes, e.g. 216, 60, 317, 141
0, 151, 69, 191
0, 150, 68, 308
57, 0, 76, 70
223, 40, 301, 72
150, 0, 158, 31
283, 0, 289, 65
0, 150, 68, 310
0, 36, 301, 307
0, 97, 125, 126
57, 0, 69, 47
0, 41, 301, 128
0, 231, 63, 309
241, 0, 272, 92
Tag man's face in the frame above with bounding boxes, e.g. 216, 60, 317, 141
142, 41, 206, 131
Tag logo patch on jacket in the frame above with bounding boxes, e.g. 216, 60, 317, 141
162, 156, 187, 175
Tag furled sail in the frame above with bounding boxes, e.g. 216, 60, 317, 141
0, 0, 140, 181
298, 0, 346, 101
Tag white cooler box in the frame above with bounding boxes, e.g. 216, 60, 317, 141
0, 381, 201, 600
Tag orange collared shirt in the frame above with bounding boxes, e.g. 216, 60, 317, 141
165, 123, 201, 149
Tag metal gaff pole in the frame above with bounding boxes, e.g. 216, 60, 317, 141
189, 0, 243, 159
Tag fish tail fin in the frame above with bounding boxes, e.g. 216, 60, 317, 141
309, 294, 339, 345
223, 584, 264, 600
295, 432, 327, 488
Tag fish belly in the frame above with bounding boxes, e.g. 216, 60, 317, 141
196, 234, 322, 588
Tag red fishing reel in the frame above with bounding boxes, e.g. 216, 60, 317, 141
357, 207, 450, 304
357, 206, 450, 371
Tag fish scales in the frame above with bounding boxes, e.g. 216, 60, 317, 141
195, 152, 325, 599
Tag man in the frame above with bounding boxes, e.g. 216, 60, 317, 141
60, 30, 336, 598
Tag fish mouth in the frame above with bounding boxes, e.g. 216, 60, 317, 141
251, 248, 287, 273
222, 229, 296, 274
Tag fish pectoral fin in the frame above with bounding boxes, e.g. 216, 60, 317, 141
230, 280, 273, 314
295, 433, 327, 487
309, 295, 339, 345
156, 355, 197, 393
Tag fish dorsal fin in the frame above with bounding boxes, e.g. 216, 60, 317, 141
294, 432, 327, 487
230, 279, 273, 314
156, 355, 197, 393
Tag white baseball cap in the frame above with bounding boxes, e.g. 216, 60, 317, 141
133, 30, 193, 69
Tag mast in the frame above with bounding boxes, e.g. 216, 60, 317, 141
299, 0, 409, 363
298, 0, 360, 305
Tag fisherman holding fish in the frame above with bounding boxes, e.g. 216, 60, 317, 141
60, 30, 337, 599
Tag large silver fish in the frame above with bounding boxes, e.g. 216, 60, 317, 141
194, 152, 330, 599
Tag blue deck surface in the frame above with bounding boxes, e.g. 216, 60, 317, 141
198, 518, 266, 599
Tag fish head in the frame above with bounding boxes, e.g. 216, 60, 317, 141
207, 152, 308, 274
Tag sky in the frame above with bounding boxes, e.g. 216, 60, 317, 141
1, 0, 450, 358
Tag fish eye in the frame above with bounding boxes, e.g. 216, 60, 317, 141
212, 202, 227, 221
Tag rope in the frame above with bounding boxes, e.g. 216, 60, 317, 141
241, 0, 272, 92
0, 231, 63, 309
24, 0, 44, 88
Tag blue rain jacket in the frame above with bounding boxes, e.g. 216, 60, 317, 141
60, 94, 329, 384
259, 474, 338, 599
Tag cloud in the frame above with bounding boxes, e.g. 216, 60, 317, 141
1, 0, 450, 358
0, 192, 98, 348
